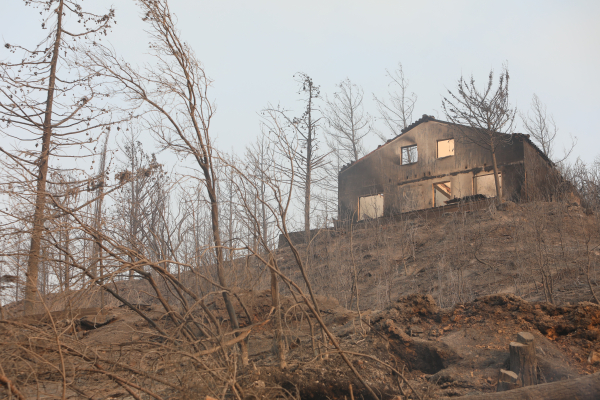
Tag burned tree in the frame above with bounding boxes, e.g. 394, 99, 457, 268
442, 66, 517, 204
293, 74, 326, 242
84, 0, 245, 358
264, 74, 327, 242
0, 0, 115, 315
324, 78, 373, 165
520, 94, 576, 165
373, 62, 417, 141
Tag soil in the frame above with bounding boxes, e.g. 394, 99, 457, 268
2, 201, 600, 399
3, 291, 600, 399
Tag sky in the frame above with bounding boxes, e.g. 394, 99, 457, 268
2, 0, 600, 164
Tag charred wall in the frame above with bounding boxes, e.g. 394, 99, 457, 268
338, 120, 529, 220
520, 139, 579, 203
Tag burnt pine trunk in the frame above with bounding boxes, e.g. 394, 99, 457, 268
24, 0, 64, 315
205, 173, 245, 363
304, 80, 313, 243
269, 254, 286, 368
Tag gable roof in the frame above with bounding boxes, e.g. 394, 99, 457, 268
339, 114, 440, 173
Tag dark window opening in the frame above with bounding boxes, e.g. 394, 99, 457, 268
401, 145, 418, 165
433, 181, 452, 207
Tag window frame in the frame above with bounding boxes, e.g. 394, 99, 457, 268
401, 144, 418, 165
433, 181, 452, 207
436, 138, 455, 159
358, 193, 384, 220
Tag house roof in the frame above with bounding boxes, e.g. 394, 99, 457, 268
339, 114, 553, 174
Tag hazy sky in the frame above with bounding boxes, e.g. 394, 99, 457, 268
3, 0, 599, 163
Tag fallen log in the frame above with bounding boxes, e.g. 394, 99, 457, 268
445, 372, 600, 400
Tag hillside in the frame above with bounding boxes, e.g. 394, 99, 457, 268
276, 200, 599, 311
2, 200, 600, 399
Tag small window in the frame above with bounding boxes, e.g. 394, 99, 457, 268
401, 145, 418, 165
437, 139, 454, 158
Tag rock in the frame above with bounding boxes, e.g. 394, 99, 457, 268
588, 350, 600, 365
410, 326, 424, 336
383, 319, 411, 342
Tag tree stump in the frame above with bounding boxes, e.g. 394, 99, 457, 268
497, 369, 521, 392
509, 332, 537, 386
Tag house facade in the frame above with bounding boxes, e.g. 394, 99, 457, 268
338, 115, 559, 221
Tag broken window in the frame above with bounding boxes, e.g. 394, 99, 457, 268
474, 173, 501, 197
433, 181, 452, 207
401, 145, 418, 165
437, 139, 454, 158
359, 194, 384, 220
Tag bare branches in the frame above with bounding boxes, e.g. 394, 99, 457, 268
0, 371, 26, 400
442, 67, 516, 149
324, 78, 373, 165
0, 0, 119, 315
520, 94, 576, 165
442, 66, 517, 203
373, 62, 417, 141
262, 73, 328, 242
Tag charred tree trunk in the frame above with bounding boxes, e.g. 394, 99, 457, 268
304, 84, 313, 244
456, 372, 600, 400
491, 148, 503, 205
24, 0, 64, 315
270, 255, 286, 368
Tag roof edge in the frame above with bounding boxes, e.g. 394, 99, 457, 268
339, 114, 439, 173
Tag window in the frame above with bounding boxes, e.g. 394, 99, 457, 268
401, 145, 418, 165
474, 173, 502, 197
433, 181, 452, 207
437, 139, 454, 158
359, 194, 384, 220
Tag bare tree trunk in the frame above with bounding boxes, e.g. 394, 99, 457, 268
92, 133, 109, 306
305, 89, 313, 243
491, 149, 503, 204
270, 255, 286, 368
208, 183, 246, 364
24, 0, 64, 315
64, 230, 70, 292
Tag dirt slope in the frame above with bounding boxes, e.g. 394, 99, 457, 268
3, 201, 600, 399
3, 290, 599, 399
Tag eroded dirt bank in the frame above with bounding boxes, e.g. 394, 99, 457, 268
4, 291, 597, 399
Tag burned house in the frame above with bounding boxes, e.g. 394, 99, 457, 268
338, 115, 562, 221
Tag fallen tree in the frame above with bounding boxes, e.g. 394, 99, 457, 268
448, 372, 600, 400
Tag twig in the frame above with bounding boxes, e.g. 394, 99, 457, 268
0, 371, 26, 400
